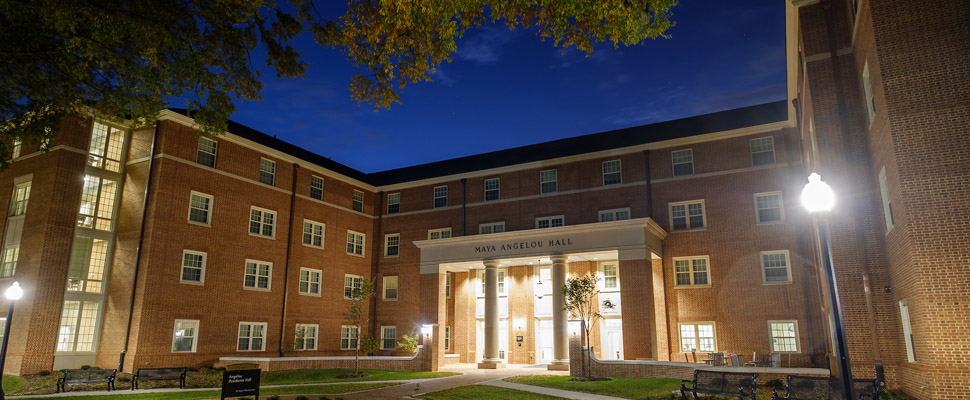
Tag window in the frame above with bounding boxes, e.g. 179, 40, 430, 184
672, 149, 694, 176
383, 276, 398, 300
88, 122, 125, 172
11, 140, 21, 159
299, 268, 321, 295
237, 322, 267, 351
679, 322, 716, 352
249, 207, 276, 238
197, 137, 217, 167
601, 262, 619, 290
761, 251, 792, 284
750, 137, 775, 166
352, 190, 364, 212
536, 215, 564, 229
180, 250, 207, 284
599, 208, 631, 222
669, 200, 705, 231
387, 193, 400, 214
343, 274, 363, 299
243, 260, 272, 290
384, 234, 400, 257
310, 176, 324, 200
479, 222, 505, 234
188, 192, 213, 225
0, 318, 5, 344
340, 325, 359, 350
445, 273, 452, 298
540, 169, 558, 193
478, 269, 507, 295
429, 228, 452, 240
862, 61, 876, 125
444, 326, 451, 350
433, 186, 448, 208
302, 220, 325, 248
674, 256, 710, 287
67, 237, 109, 293
56, 300, 101, 352
768, 320, 800, 353
381, 326, 397, 350
754, 192, 784, 224
602, 160, 622, 185
258, 158, 276, 185
77, 175, 119, 231
346, 231, 365, 256
484, 178, 500, 201
9, 181, 30, 216
899, 299, 916, 362
172, 319, 199, 352
0, 246, 18, 278
295, 324, 318, 351
879, 167, 894, 232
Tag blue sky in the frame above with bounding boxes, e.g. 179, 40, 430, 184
223, 1, 786, 173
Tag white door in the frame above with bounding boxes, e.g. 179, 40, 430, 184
536, 319, 554, 363
601, 318, 624, 360
477, 319, 509, 362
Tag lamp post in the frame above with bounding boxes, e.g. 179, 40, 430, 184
0, 282, 23, 400
801, 173, 856, 400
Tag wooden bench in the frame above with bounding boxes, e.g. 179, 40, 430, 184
771, 375, 881, 400
681, 370, 758, 399
131, 367, 187, 390
56, 369, 116, 393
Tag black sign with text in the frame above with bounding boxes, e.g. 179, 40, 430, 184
221, 364, 261, 399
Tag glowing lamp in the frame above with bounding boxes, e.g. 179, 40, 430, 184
801, 173, 835, 213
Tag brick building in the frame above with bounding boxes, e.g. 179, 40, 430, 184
0, 1, 965, 398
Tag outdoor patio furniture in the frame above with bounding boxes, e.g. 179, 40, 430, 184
730, 354, 746, 367
681, 370, 758, 399
771, 375, 880, 399
56, 369, 116, 393
132, 367, 187, 390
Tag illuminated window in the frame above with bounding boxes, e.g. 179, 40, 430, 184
384, 234, 400, 257
536, 215, 564, 229
381, 326, 397, 349
484, 178, 500, 201
11, 140, 21, 159
674, 256, 710, 287
172, 319, 199, 352
478, 269, 507, 295
88, 122, 125, 172
601, 262, 619, 290
879, 167, 894, 232
754, 192, 784, 224
77, 175, 119, 231
295, 324, 318, 351
188, 192, 213, 225
445, 273, 451, 298
0, 246, 19, 279
299, 268, 321, 295
258, 158, 276, 185
352, 190, 364, 212
9, 181, 30, 216
197, 137, 217, 167
310, 176, 324, 200
540, 169, 558, 193
340, 325, 359, 350
672, 149, 694, 176
679, 322, 716, 352
237, 322, 267, 351
387, 193, 400, 214
302, 220, 325, 248
750, 137, 775, 166
249, 207, 276, 238
56, 300, 101, 352
761, 251, 792, 284
346, 231, 365, 256
669, 200, 705, 231
899, 299, 916, 362
444, 326, 451, 350
768, 320, 800, 353
863, 61, 876, 124
433, 186, 448, 208
429, 228, 452, 240
602, 160, 622, 185
383, 276, 398, 300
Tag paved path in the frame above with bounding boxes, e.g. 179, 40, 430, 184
341, 363, 572, 399
481, 380, 625, 400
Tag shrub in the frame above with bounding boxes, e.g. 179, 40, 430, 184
80, 365, 91, 370
295, 396, 310, 400
117, 377, 131, 383
765, 379, 784, 389
217, 366, 227, 372
186, 367, 199, 372
37, 370, 50, 376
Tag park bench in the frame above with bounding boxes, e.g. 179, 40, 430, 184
771, 375, 880, 400
131, 367, 187, 390
56, 368, 116, 393
681, 370, 758, 399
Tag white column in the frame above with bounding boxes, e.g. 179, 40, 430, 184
549, 254, 570, 370
478, 260, 505, 368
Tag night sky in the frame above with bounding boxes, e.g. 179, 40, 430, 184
216, 1, 786, 173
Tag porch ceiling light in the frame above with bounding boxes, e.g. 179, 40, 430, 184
801, 172, 835, 213
421, 324, 433, 335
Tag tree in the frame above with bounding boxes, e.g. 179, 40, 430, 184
0, 0, 676, 167
398, 331, 420, 354
343, 278, 376, 377
563, 273, 615, 379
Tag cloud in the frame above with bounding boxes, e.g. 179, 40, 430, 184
597, 74, 632, 91
552, 46, 625, 69
430, 67, 456, 86
605, 85, 692, 126
457, 26, 514, 63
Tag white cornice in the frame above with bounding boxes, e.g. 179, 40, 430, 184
412, 217, 662, 249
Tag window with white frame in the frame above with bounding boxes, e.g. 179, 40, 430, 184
444, 326, 451, 350
352, 190, 364, 212
188, 192, 213, 225
478, 269, 507, 295
346, 230, 365, 256
299, 268, 321, 295
172, 319, 199, 352
88, 122, 125, 172
600, 262, 619, 291
258, 158, 276, 185
384, 234, 400, 257
343, 274, 363, 298
428, 228, 452, 240
180, 250, 207, 284
243, 260, 272, 290
67, 237, 109, 293
761, 251, 792, 284
750, 137, 775, 166
863, 61, 875, 124
387, 192, 400, 214
56, 299, 101, 352
310, 175, 324, 200
602, 159, 622, 185
674, 256, 710, 287
669, 200, 705, 231
77, 175, 119, 231
340, 325, 359, 349
540, 169, 558, 193
484, 178, 500, 201
768, 320, 800, 353
381, 326, 397, 349
433, 186, 447, 208
479, 222, 505, 234
11, 140, 21, 159
445, 273, 451, 298
754, 192, 784, 224
679, 322, 716, 352
899, 299, 916, 362
672, 149, 694, 176
599, 208, 630, 222
295, 324, 318, 350
302, 220, 325, 248
249, 207, 276, 238
237, 322, 267, 351
9, 181, 30, 216
0, 246, 18, 279
197, 137, 217, 168
383, 276, 398, 300
879, 167, 894, 232
536, 215, 564, 229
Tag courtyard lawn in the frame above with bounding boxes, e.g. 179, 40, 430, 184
260, 368, 460, 385
504, 375, 682, 400
2, 374, 27, 393
12, 382, 401, 400
418, 384, 569, 400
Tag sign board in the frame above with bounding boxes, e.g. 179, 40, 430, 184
221, 363, 260, 399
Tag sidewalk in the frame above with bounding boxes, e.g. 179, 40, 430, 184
7, 379, 427, 399
481, 380, 626, 400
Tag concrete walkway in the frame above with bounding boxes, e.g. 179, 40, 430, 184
481, 380, 625, 400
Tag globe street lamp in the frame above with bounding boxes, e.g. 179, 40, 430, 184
801, 173, 856, 400
0, 282, 23, 400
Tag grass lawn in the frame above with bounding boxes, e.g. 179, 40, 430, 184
418, 384, 569, 400
261, 368, 459, 385
504, 375, 682, 400
2, 374, 27, 393
13, 382, 401, 400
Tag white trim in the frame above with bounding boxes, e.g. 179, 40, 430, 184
386, 192, 401, 214
187, 191, 214, 226
535, 215, 565, 229
352, 189, 365, 212
196, 136, 218, 168
384, 233, 401, 257
382, 275, 399, 301
309, 175, 325, 201
540, 169, 558, 194
678, 321, 717, 353
346, 230, 366, 257
301, 219, 326, 249
668, 200, 707, 232
258, 157, 277, 186
340, 325, 360, 350
767, 320, 801, 353
172, 319, 200, 353
672, 256, 711, 288
862, 61, 876, 126
671, 148, 694, 177
428, 227, 452, 240
380, 325, 397, 350
248, 206, 277, 239
180, 250, 207, 285
899, 299, 916, 363
602, 159, 622, 185
295, 193, 374, 219
295, 323, 319, 351
749, 136, 776, 166
754, 191, 786, 225
478, 221, 506, 234
298, 268, 322, 296
343, 274, 364, 299
760, 250, 792, 285
878, 166, 894, 233
243, 259, 273, 291
598, 208, 631, 223
484, 177, 500, 201
156, 154, 292, 195
433, 185, 448, 208
598, 261, 620, 292
237, 321, 268, 352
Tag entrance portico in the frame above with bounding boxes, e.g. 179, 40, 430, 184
413, 218, 667, 370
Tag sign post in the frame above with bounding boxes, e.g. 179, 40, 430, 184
221, 363, 261, 399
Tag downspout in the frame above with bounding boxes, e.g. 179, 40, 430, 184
277, 163, 299, 356
460, 179, 467, 236
368, 191, 384, 340
118, 122, 160, 372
